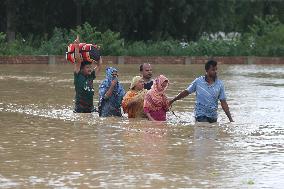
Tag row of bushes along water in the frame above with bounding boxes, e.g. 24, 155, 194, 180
0, 16, 283, 57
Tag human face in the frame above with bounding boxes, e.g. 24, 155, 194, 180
141, 64, 152, 80
111, 71, 118, 79
206, 65, 217, 79
82, 64, 92, 76
161, 80, 168, 90
134, 79, 145, 91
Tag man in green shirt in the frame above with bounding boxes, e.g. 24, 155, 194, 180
73, 35, 102, 113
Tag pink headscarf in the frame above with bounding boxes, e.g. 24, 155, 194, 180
144, 75, 169, 111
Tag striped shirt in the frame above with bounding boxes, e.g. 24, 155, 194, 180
186, 76, 226, 119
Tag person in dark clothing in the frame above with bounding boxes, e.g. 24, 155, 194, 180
73, 35, 102, 113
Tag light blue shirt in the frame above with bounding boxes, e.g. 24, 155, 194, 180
186, 76, 226, 119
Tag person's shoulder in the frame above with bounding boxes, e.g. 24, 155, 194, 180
193, 76, 204, 83
197, 76, 204, 80
216, 78, 224, 85
99, 79, 108, 87
118, 82, 125, 89
145, 79, 154, 84
127, 90, 138, 96
125, 90, 133, 95
215, 79, 225, 89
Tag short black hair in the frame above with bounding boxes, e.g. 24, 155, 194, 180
205, 60, 217, 71
80, 61, 91, 70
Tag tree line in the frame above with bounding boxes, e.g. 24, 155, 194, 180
0, 0, 283, 56
1, 0, 283, 42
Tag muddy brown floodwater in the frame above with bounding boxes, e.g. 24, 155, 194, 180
0, 63, 283, 188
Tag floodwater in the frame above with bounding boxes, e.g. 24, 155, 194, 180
0, 63, 283, 188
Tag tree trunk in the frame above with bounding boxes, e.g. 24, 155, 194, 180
74, 0, 82, 26
6, 0, 16, 42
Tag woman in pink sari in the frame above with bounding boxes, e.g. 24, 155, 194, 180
144, 75, 170, 121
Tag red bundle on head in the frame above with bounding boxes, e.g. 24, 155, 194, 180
66, 43, 100, 64
81, 44, 100, 62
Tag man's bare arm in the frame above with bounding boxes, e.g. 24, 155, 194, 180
169, 90, 190, 106
94, 56, 102, 74
220, 100, 234, 122
74, 35, 83, 73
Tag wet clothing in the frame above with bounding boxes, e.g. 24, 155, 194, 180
122, 89, 147, 118
144, 75, 169, 121
186, 76, 226, 120
196, 116, 217, 123
143, 108, 167, 121
98, 67, 125, 117
74, 71, 96, 113
144, 80, 153, 90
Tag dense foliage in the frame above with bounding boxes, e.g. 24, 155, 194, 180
0, 0, 283, 56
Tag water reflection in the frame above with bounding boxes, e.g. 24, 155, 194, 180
0, 64, 284, 188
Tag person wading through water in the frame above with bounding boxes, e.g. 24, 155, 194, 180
98, 67, 125, 117
73, 35, 102, 113
169, 60, 233, 123
122, 76, 147, 118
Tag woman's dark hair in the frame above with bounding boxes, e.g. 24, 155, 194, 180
205, 60, 217, 71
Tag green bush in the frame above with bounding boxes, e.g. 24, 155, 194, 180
257, 25, 284, 56
245, 16, 284, 56
125, 41, 148, 56
37, 28, 70, 55
0, 34, 36, 55
0, 20, 283, 57
0, 32, 7, 54
69, 23, 125, 56
180, 35, 245, 56
100, 30, 125, 55
70, 22, 102, 45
